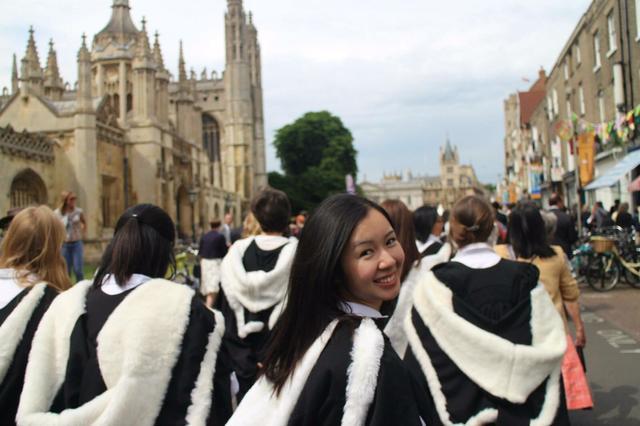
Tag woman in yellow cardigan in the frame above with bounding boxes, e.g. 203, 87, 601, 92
494, 202, 585, 346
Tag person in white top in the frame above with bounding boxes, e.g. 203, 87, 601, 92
0, 206, 71, 424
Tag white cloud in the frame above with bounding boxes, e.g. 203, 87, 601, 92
0, 0, 591, 183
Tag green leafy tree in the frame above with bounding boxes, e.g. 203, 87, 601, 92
269, 111, 358, 212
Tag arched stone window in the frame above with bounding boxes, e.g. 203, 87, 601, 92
10, 169, 47, 209
202, 113, 220, 163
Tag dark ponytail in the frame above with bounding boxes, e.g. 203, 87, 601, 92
93, 204, 176, 288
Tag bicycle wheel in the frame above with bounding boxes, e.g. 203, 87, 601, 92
622, 267, 640, 288
586, 253, 619, 291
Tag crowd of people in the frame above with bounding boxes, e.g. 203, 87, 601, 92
0, 187, 593, 425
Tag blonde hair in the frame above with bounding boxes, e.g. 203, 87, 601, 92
0, 206, 71, 292
241, 212, 262, 238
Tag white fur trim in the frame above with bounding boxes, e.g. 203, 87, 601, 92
238, 321, 265, 339
200, 258, 222, 295
341, 318, 384, 426
220, 236, 297, 338
186, 309, 225, 425
227, 320, 339, 426
17, 280, 196, 425
0, 283, 47, 384
385, 243, 451, 357
405, 273, 566, 425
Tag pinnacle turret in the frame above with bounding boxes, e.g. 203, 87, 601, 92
20, 26, 44, 96
134, 17, 153, 63
76, 34, 93, 113
178, 40, 187, 82
44, 39, 64, 99
153, 31, 165, 70
11, 54, 18, 94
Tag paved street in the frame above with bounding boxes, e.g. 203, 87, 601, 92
568, 282, 640, 425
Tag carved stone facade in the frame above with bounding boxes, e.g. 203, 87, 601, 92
361, 140, 480, 210
0, 0, 267, 259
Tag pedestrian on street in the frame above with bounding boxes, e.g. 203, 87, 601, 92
0, 206, 71, 425
222, 212, 233, 246
548, 193, 578, 259
217, 188, 298, 401
228, 194, 425, 425
199, 219, 228, 307
390, 195, 569, 425
54, 191, 86, 282
17, 204, 233, 425
615, 202, 634, 231
496, 201, 591, 411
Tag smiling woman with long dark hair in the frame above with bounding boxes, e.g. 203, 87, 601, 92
227, 194, 426, 425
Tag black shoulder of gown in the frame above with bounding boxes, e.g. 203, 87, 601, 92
288, 318, 426, 426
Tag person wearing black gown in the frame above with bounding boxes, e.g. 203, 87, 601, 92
216, 188, 298, 400
17, 204, 231, 425
386, 195, 569, 425
414, 205, 444, 257
0, 206, 71, 425
228, 194, 427, 425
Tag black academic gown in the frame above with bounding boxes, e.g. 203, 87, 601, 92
401, 260, 569, 426
16, 279, 231, 426
228, 316, 426, 426
217, 237, 297, 400
0, 283, 57, 425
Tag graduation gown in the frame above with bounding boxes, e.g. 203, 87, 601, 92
228, 317, 425, 426
16, 279, 231, 426
388, 258, 569, 426
0, 283, 57, 425
217, 236, 297, 398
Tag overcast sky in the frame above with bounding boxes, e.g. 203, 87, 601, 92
0, 0, 591, 184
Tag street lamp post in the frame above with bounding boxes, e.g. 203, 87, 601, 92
188, 188, 198, 244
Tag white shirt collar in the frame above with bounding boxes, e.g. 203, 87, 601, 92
416, 235, 441, 252
452, 242, 501, 269
340, 301, 386, 318
101, 273, 152, 295
254, 234, 290, 251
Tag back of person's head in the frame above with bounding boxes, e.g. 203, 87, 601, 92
381, 199, 419, 280
491, 201, 501, 211
209, 219, 221, 229
449, 195, 494, 248
549, 193, 561, 206
241, 211, 262, 238
596, 201, 604, 208
413, 205, 439, 243
93, 204, 176, 287
540, 210, 558, 241
250, 187, 291, 234
619, 202, 629, 214
508, 201, 555, 259
0, 206, 71, 291
263, 194, 396, 394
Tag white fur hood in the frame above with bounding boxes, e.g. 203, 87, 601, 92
220, 236, 297, 313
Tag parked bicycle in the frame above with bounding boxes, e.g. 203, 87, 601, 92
586, 226, 640, 292
172, 243, 200, 291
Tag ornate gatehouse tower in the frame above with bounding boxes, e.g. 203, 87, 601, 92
0, 0, 267, 258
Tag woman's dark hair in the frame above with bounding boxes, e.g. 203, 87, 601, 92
449, 195, 494, 247
262, 194, 394, 395
413, 205, 439, 243
508, 201, 556, 259
381, 199, 419, 281
251, 187, 291, 233
93, 204, 176, 287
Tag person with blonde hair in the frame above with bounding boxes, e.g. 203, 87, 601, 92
54, 191, 86, 282
241, 211, 262, 238
0, 206, 71, 424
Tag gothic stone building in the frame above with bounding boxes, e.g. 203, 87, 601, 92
0, 0, 266, 259
361, 140, 480, 211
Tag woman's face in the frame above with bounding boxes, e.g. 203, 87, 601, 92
340, 209, 405, 310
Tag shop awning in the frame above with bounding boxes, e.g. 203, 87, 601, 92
584, 149, 640, 190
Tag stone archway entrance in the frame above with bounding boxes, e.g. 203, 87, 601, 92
10, 169, 47, 208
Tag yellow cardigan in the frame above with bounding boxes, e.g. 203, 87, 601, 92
494, 244, 580, 327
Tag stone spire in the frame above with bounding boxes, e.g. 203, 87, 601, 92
11, 54, 18, 94
76, 34, 93, 113
178, 40, 187, 82
225, 0, 247, 63
94, 0, 139, 48
153, 31, 165, 70
134, 17, 154, 64
44, 39, 64, 99
20, 26, 43, 96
